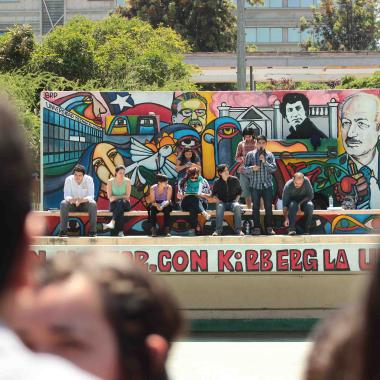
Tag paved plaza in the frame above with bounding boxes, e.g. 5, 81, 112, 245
168, 333, 312, 380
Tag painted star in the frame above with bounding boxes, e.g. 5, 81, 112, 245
110, 94, 133, 111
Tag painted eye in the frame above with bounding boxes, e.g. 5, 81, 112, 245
83, 96, 92, 104
217, 123, 239, 138
178, 137, 199, 148
332, 215, 365, 233
93, 158, 105, 169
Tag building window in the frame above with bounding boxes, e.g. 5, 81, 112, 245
288, 0, 319, 7
246, 0, 283, 6
246, 27, 283, 43
287, 27, 313, 43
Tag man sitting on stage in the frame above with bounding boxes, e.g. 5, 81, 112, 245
282, 172, 314, 235
60, 164, 97, 237
212, 164, 244, 236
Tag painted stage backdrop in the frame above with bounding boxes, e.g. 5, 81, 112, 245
41, 89, 380, 235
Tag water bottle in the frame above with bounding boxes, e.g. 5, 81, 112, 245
329, 195, 334, 208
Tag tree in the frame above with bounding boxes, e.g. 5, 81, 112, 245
300, 0, 380, 51
115, 0, 238, 52
30, 15, 195, 90
0, 25, 35, 71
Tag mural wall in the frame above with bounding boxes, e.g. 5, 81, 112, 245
41, 89, 380, 218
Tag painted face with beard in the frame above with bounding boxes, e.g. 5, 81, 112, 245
173, 98, 207, 133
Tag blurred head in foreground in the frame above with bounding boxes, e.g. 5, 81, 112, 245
304, 257, 380, 380
13, 253, 183, 380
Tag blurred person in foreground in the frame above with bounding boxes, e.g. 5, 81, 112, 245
304, 257, 380, 380
0, 95, 97, 379
11, 253, 183, 380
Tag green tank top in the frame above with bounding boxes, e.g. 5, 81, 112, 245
111, 178, 127, 196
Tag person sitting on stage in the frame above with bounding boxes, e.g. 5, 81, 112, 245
60, 164, 97, 237
148, 173, 173, 237
103, 165, 131, 237
10, 253, 183, 380
177, 166, 211, 236
282, 172, 314, 235
211, 164, 244, 236
175, 147, 201, 183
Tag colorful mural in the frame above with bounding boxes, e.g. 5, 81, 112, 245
41, 89, 380, 223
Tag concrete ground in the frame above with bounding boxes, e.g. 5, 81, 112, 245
167, 333, 311, 380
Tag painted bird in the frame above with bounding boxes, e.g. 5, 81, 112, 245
125, 133, 177, 185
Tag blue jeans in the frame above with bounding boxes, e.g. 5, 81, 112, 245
215, 201, 242, 233
288, 200, 314, 230
251, 187, 273, 229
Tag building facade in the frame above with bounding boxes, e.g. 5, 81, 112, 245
234, 0, 320, 51
0, 0, 124, 36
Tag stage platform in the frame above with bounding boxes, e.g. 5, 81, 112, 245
31, 234, 379, 330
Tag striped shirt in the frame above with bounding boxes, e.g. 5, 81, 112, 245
244, 149, 277, 189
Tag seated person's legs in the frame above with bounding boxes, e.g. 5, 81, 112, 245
301, 201, 314, 233
231, 201, 243, 235
59, 200, 76, 236
214, 202, 226, 235
288, 200, 299, 233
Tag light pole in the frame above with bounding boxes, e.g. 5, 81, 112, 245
237, 0, 246, 90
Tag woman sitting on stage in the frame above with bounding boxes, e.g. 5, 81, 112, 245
148, 173, 173, 237
177, 166, 211, 236
103, 165, 131, 237
175, 147, 201, 183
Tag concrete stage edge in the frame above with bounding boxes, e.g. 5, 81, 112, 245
32, 235, 378, 332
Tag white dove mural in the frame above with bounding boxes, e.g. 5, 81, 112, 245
125, 133, 178, 185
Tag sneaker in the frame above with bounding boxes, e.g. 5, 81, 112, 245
164, 227, 171, 237
118, 231, 125, 237
188, 229, 196, 236
266, 227, 276, 235
88, 231, 97, 238
202, 211, 211, 221
103, 220, 115, 230
212, 231, 221, 236
151, 227, 158, 237
252, 227, 261, 236
288, 229, 297, 236
236, 230, 245, 236
59, 230, 68, 237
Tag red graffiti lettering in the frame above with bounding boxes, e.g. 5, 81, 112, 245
290, 250, 302, 271
276, 250, 288, 271
303, 249, 318, 271
158, 250, 172, 272
336, 249, 350, 271
245, 250, 259, 271
172, 250, 189, 272
323, 249, 335, 271
134, 251, 149, 269
190, 250, 208, 272
218, 250, 234, 272
260, 250, 273, 272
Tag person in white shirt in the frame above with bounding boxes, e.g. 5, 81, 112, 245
60, 164, 97, 237
0, 96, 98, 379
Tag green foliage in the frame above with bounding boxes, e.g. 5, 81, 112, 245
338, 71, 380, 88
0, 25, 35, 71
301, 0, 380, 51
30, 15, 194, 90
115, 0, 239, 52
